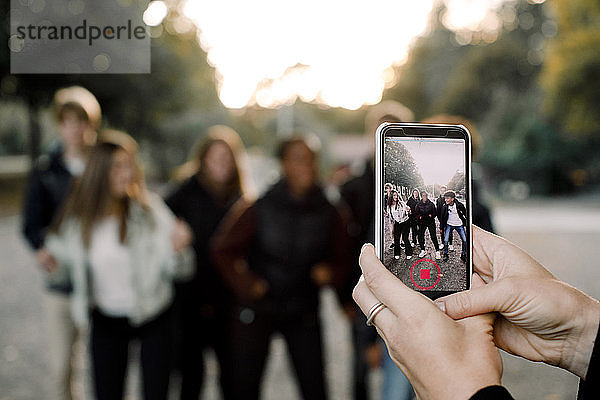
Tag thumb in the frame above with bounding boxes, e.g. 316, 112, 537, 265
435, 280, 510, 319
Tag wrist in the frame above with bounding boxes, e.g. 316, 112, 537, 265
563, 295, 600, 378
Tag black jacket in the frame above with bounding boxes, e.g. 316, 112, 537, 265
165, 174, 240, 310
415, 199, 437, 225
22, 146, 73, 252
439, 199, 467, 230
407, 196, 420, 222
213, 180, 349, 316
22, 146, 75, 294
339, 162, 374, 304
436, 195, 445, 220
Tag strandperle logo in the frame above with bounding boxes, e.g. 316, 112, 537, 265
10, 0, 150, 74
15, 19, 147, 47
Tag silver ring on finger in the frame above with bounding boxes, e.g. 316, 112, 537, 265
366, 302, 386, 327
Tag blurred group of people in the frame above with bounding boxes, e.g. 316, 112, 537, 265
21, 87, 492, 400
385, 184, 467, 262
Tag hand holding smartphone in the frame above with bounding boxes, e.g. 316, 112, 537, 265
375, 123, 472, 299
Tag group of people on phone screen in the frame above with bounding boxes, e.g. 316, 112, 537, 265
384, 183, 467, 262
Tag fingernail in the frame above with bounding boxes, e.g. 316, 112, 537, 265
361, 243, 371, 252
434, 301, 446, 313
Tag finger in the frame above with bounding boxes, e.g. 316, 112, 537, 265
473, 226, 553, 282
435, 279, 513, 320
472, 226, 501, 281
457, 310, 496, 335
471, 272, 486, 289
352, 276, 396, 332
357, 244, 435, 322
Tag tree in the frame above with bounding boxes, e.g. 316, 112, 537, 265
446, 170, 465, 194
0, 1, 225, 176
541, 0, 600, 137
384, 142, 424, 196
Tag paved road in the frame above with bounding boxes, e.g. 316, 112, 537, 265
383, 216, 467, 292
2, 198, 600, 399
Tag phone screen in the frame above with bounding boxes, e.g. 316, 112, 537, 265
378, 125, 471, 299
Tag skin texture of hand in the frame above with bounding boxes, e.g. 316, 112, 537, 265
435, 226, 600, 379
353, 244, 502, 400
36, 248, 57, 273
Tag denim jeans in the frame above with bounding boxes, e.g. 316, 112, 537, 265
443, 224, 466, 256
381, 340, 414, 400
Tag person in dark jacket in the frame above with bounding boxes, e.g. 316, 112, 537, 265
438, 190, 468, 262
435, 185, 453, 249
211, 136, 350, 400
21, 86, 100, 400
406, 188, 421, 247
414, 191, 441, 260
165, 126, 247, 400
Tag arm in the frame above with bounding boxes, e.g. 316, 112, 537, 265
164, 182, 184, 217
22, 169, 51, 250
22, 169, 58, 272
210, 199, 267, 303
312, 209, 352, 288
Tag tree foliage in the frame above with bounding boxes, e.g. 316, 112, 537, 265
447, 170, 465, 194
384, 142, 424, 197
383, 0, 600, 194
541, 0, 600, 137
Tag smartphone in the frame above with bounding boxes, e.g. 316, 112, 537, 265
375, 123, 472, 300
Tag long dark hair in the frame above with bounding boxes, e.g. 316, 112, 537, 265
387, 189, 400, 210
52, 130, 147, 248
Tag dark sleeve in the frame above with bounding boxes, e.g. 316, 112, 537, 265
22, 169, 51, 250
210, 199, 261, 302
473, 201, 495, 234
327, 209, 352, 290
577, 323, 600, 399
164, 183, 184, 216
469, 386, 514, 400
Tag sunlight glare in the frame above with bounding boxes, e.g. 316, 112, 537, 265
143, 1, 168, 27
183, 0, 434, 109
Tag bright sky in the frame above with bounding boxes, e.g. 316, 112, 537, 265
397, 138, 465, 186
145, 0, 522, 109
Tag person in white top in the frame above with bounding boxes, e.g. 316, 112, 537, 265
387, 190, 413, 260
47, 130, 194, 400
439, 190, 468, 262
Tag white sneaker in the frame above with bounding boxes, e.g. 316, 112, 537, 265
394, 255, 400, 260
435, 251, 441, 260
418, 250, 426, 258
406, 255, 412, 260
449, 244, 454, 251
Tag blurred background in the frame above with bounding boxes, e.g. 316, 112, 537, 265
1, 0, 599, 399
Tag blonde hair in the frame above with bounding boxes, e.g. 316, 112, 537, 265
172, 125, 248, 197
